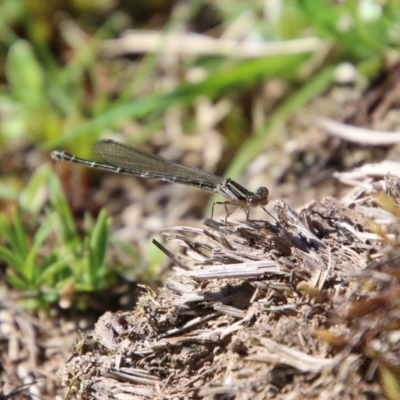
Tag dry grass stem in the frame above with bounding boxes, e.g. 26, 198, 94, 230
103, 31, 322, 58
58, 175, 400, 399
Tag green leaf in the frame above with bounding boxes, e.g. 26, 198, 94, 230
12, 207, 30, 256
38, 257, 72, 284
6, 40, 45, 106
48, 173, 77, 244
19, 164, 53, 214
89, 209, 109, 278
6, 273, 29, 291
1, 208, 30, 260
83, 210, 109, 290
33, 214, 55, 247
0, 244, 24, 272
24, 240, 45, 285
297, 0, 382, 58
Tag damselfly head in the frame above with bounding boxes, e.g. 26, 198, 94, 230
248, 187, 269, 207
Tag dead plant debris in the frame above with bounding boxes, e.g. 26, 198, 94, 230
58, 175, 400, 399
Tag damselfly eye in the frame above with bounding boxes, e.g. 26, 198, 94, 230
256, 187, 269, 197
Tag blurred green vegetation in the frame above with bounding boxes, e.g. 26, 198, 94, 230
0, 165, 139, 310
0, 0, 399, 311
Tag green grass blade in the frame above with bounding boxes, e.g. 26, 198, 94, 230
227, 64, 336, 180
19, 164, 53, 214
89, 209, 109, 287
24, 241, 41, 285
48, 173, 77, 244
9, 207, 30, 259
0, 244, 25, 273
39, 257, 72, 284
297, 0, 382, 58
6, 274, 30, 291
6, 39, 45, 107
43, 53, 308, 149
33, 214, 55, 247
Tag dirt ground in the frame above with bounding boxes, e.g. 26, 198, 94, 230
2, 64, 400, 399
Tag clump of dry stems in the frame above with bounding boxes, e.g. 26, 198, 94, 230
59, 176, 400, 400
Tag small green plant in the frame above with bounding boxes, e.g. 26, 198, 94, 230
0, 164, 134, 310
